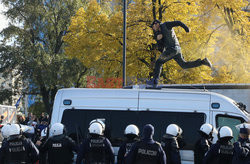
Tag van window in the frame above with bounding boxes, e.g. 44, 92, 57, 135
61, 109, 205, 150
216, 115, 245, 141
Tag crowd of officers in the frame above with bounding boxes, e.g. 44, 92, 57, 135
0, 119, 249, 164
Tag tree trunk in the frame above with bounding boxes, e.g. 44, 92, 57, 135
158, 0, 162, 20
152, 0, 156, 20
40, 85, 51, 114
50, 86, 58, 109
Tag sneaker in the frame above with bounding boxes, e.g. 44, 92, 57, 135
146, 78, 158, 86
203, 58, 212, 68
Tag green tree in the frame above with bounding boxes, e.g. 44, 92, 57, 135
0, 88, 13, 104
0, 0, 87, 113
28, 100, 46, 117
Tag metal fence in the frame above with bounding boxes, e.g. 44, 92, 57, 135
0, 105, 17, 124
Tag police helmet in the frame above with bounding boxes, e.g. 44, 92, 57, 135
89, 119, 105, 130
89, 119, 105, 134
1, 124, 11, 138
50, 123, 65, 136
166, 124, 183, 137
8, 124, 21, 136
125, 124, 139, 136
41, 128, 47, 137
218, 126, 233, 139
89, 122, 103, 135
200, 123, 213, 136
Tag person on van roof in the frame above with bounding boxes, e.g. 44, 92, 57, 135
161, 124, 184, 164
117, 124, 140, 164
146, 19, 212, 86
232, 123, 249, 164
76, 121, 115, 164
194, 123, 214, 164
125, 124, 166, 164
203, 126, 234, 164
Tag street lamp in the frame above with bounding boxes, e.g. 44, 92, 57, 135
123, 0, 127, 87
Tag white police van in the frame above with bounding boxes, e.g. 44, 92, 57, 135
50, 86, 249, 164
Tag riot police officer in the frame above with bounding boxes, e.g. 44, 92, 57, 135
36, 127, 48, 148
117, 124, 140, 164
0, 124, 39, 164
232, 123, 249, 164
76, 120, 115, 164
39, 123, 77, 164
0, 123, 11, 143
125, 124, 166, 164
194, 123, 214, 164
203, 126, 234, 164
36, 127, 48, 164
161, 124, 183, 164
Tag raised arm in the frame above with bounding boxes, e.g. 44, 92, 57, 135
165, 21, 190, 32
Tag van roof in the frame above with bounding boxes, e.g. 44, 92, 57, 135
59, 87, 210, 93
124, 83, 250, 89
58, 87, 212, 98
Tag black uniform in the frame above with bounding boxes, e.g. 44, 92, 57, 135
125, 124, 166, 164
203, 138, 234, 164
161, 134, 181, 164
36, 136, 48, 164
117, 134, 140, 164
76, 134, 115, 164
194, 133, 212, 164
232, 137, 250, 164
0, 135, 39, 164
40, 134, 77, 164
1, 138, 7, 144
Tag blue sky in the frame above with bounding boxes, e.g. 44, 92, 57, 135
0, 3, 8, 32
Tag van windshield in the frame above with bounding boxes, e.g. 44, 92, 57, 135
216, 114, 245, 141
61, 109, 205, 150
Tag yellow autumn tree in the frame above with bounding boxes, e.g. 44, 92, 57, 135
64, 0, 249, 85
198, 0, 250, 83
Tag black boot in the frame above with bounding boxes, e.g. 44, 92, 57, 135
146, 78, 159, 86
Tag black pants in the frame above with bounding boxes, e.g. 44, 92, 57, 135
153, 46, 203, 79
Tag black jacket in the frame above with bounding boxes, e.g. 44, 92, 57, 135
76, 134, 114, 164
203, 139, 234, 164
125, 124, 166, 164
194, 133, 212, 164
117, 135, 140, 164
40, 134, 77, 164
232, 138, 250, 164
154, 21, 189, 52
161, 134, 181, 164
0, 135, 39, 164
